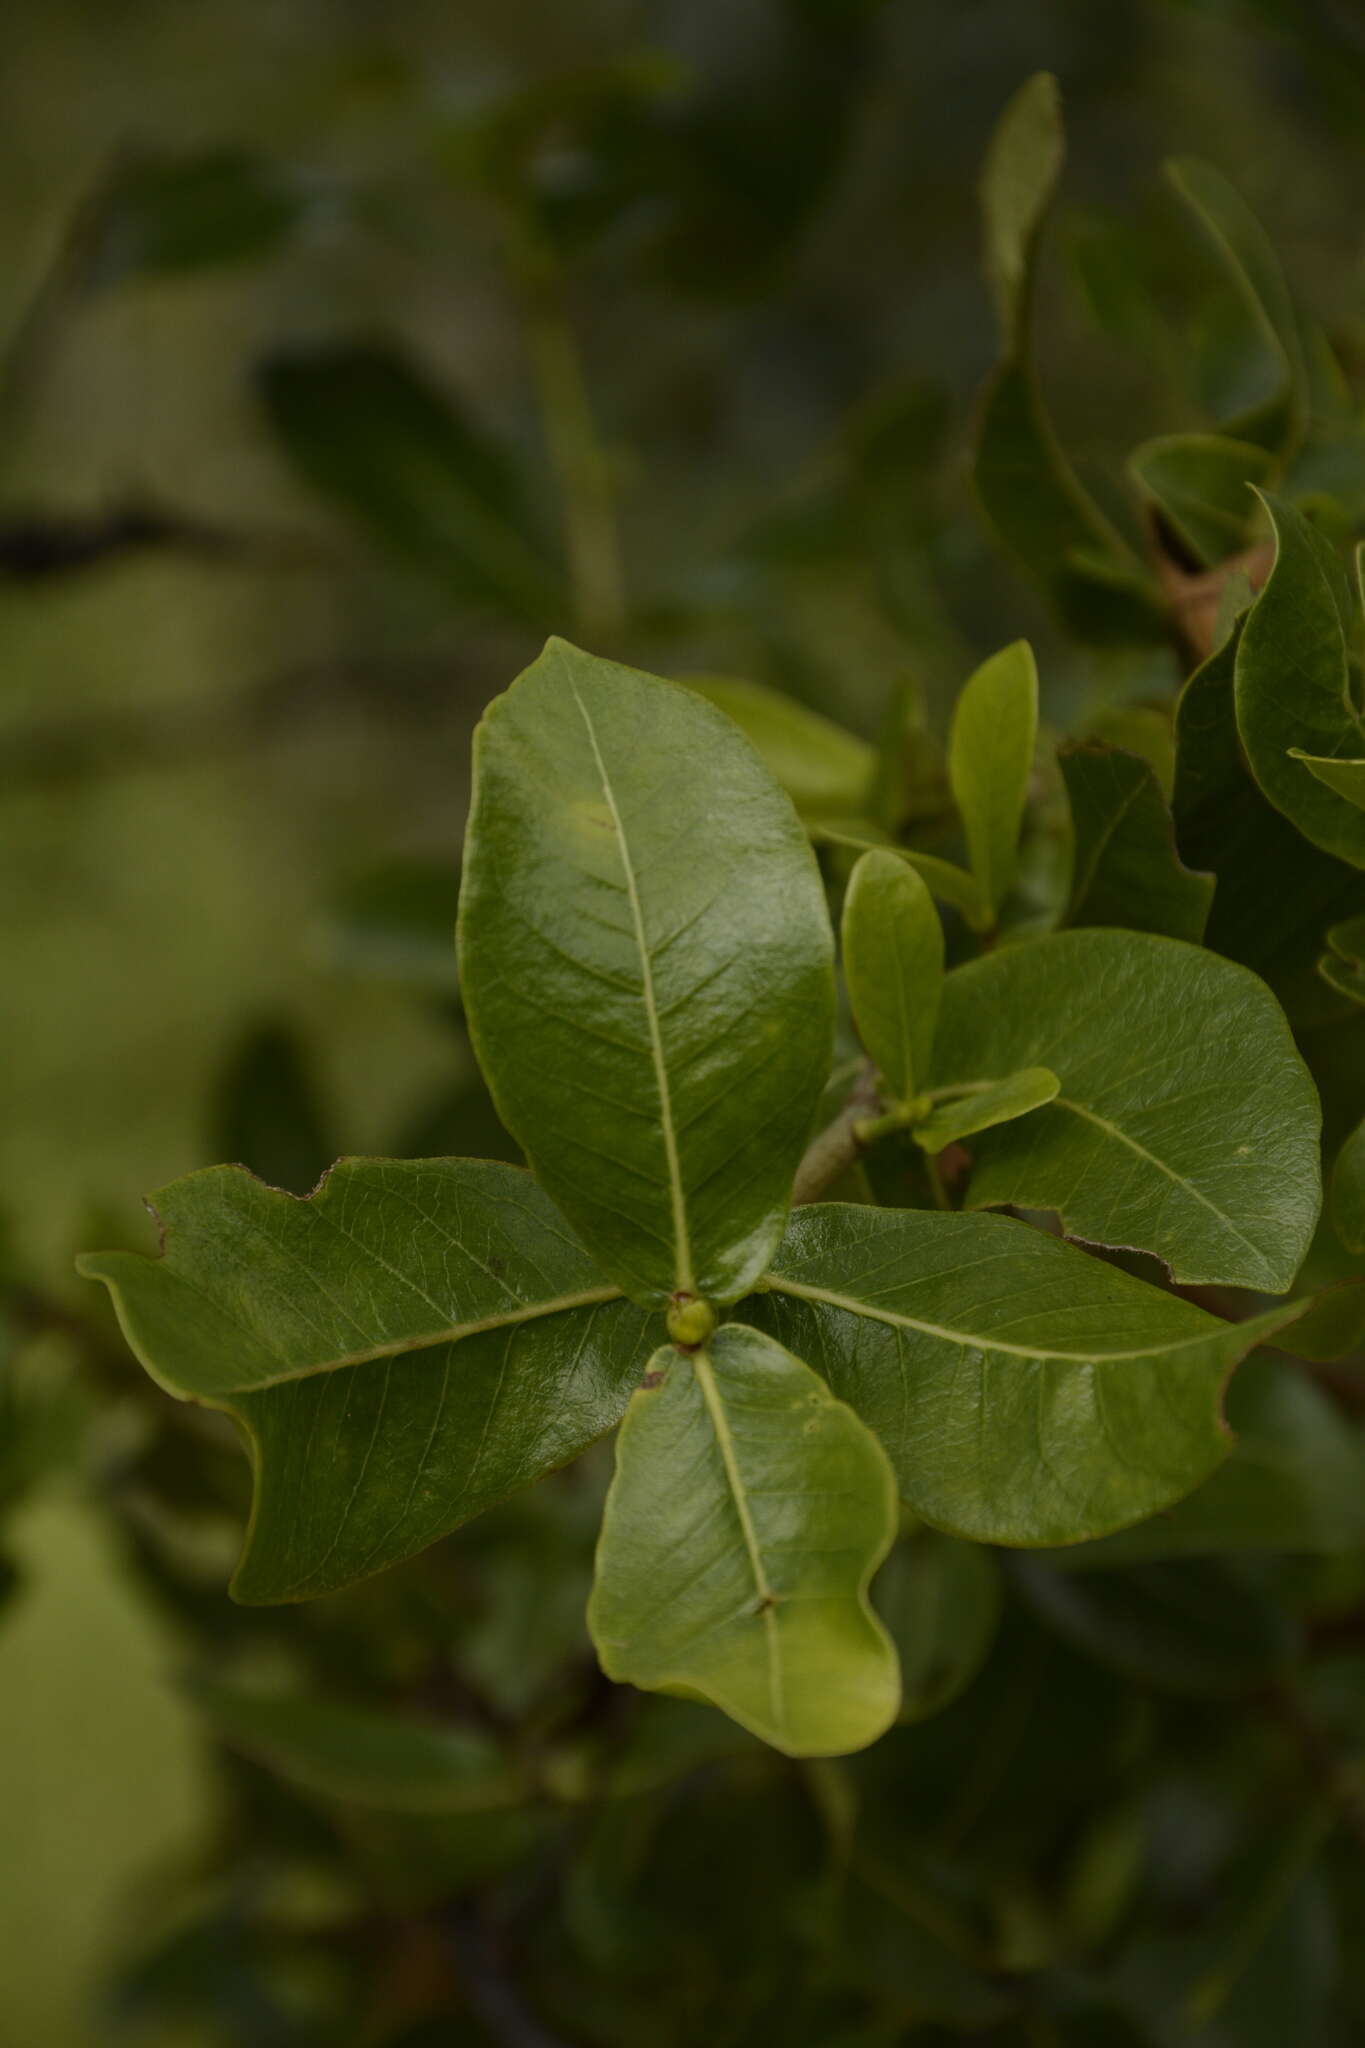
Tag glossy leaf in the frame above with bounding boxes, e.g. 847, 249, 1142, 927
77, 1159, 655, 1601
1042, 1355, 1365, 1562
588, 1323, 899, 1757
1061, 741, 1215, 942
973, 75, 1148, 636
1234, 495, 1365, 867
1127, 433, 1275, 569
753, 1204, 1304, 1545
258, 343, 563, 623
1331, 1113, 1365, 1254
459, 639, 836, 1306
876, 1527, 1002, 1723
929, 928, 1320, 1292
948, 641, 1038, 917
1290, 748, 1365, 809
190, 1682, 522, 1813
1167, 158, 1304, 455
684, 677, 875, 822
841, 849, 942, 1102
911, 1067, 1059, 1153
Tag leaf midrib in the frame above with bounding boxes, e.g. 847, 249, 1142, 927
569, 674, 694, 1295
692, 1348, 785, 1742
763, 1275, 1291, 1365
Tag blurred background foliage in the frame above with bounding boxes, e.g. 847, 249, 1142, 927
7, 0, 1365, 2041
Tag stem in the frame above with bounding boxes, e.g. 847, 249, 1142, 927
925, 1151, 953, 1210
520, 262, 626, 645
792, 1062, 881, 1206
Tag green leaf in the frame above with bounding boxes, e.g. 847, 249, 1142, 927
86, 149, 308, 285
1174, 619, 1365, 1021
587, 1323, 899, 1757
312, 859, 460, 993
258, 343, 563, 623
1127, 433, 1276, 569
753, 1204, 1307, 1545
841, 849, 943, 1102
929, 928, 1320, 1292
1290, 748, 1365, 809
973, 75, 1148, 638
910, 1067, 1059, 1153
948, 640, 1039, 916
1234, 494, 1365, 867
1039, 1354, 1365, 1562
459, 639, 836, 1307
812, 827, 989, 930
1060, 741, 1215, 942
1331, 1113, 1365, 1254
1319, 912, 1365, 1007
876, 1527, 1002, 1723
189, 1681, 523, 1813
210, 1022, 334, 1197
1166, 158, 1304, 456
77, 1159, 655, 1601
682, 677, 876, 822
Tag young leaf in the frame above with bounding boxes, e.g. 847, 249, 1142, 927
841, 849, 943, 1102
929, 928, 1320, 1292
258, 343, 564, 623
683, 676, 876, 822
813, 827, 989, 930
1127, 433, 1276, 570
1331, 1114, 1365, 1255
973, 74, 1148, 637
587, 1323, 899, 1757
1290, 749, 1365, 810
77, 1159, 655, 1601
189, 1682, 523, 1814
1060, 741, 1215, 942
1234, 494, 1365, 868
1320, 913, 1365, 1007
752, 1205, 1309, 1546
948, 640, 1039, 917
910, 1066, 1059, 1153
1166, 158, 1304, 456
459, 639, 836, 1307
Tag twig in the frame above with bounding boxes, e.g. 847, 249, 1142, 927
791, 1061, 881, 1206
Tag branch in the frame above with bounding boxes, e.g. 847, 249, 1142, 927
791, 1061, 881, 1206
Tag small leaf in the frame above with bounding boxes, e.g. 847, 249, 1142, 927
1289, 748, 1365, 810
973, 75, 1149, 637
459, 639, 836, 1306
1127, 433, 1276, 570
683, 676, 875, 822
948, 640, 1039, 916
78, 1159, 655, 1600
841, 849, 943, 1102
877, 1527, 1001, 1723
588, 1323, 900, 1757
813, 827, 989, 930
1234, 494, 1365, 868
189, 1681, 522, 1813
930, 928, 1320, 1292
259, 344, 563, 623
911, 1067, 1059, 1153
1166, 158, 1304, 456
1331, 1114, 1365, 1255
86, 149, 309, 285
1061, 741, 1215, 942
753, 1204, 1309, 1545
